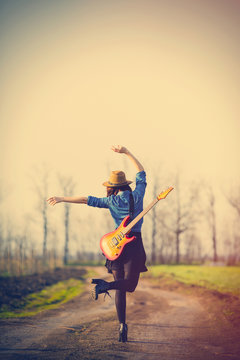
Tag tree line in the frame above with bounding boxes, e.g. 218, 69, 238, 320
0, 168, 239, 276
145, 173, 240, 266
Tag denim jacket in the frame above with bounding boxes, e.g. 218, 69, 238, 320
87, 171, 147, 232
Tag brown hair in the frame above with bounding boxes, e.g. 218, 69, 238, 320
107, 184, 132, 197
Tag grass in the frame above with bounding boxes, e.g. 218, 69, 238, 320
67, 260, 105, 267
146, 265, 240, 296
0, 278, 85, 318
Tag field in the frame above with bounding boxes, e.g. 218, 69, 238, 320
146, 265, 240, 296
0, 267, 88, 318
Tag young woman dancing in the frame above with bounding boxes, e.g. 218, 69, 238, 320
47, 145, 148, 342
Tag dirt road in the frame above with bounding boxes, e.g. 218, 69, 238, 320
0, 267, 240, 360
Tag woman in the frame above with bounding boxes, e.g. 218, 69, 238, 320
47, 145, 147, 342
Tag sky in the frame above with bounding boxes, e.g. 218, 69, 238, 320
0, 0, 240, 254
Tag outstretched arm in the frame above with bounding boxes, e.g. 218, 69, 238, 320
47, 196, 88, 206
111, 145, 144, 172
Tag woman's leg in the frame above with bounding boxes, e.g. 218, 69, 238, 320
112, 269, 126, 324
109, 271, 140, 293
111, 269, 140, 342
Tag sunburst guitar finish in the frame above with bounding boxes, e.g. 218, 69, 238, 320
100, 215, 135, 261
100, 186, 174, 261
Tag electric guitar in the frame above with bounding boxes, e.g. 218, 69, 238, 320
100, 186, 174, 260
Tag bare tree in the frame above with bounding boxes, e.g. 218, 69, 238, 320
184, 232, 202, 264
5, 221, 13, 274
224, 185, 240, 264
160, 173, 201, 264
225, 186, 240, 218
0, 180, 7, 273
58, 175, 75, 265
206, 186, 218, 262
157, 228, 175, 264
30, 164, 50, 264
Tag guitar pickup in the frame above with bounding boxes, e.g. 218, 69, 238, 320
112, 237, 119, 246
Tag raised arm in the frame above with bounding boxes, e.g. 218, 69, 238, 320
111, 145, 144, 172
47, 196, 88, 206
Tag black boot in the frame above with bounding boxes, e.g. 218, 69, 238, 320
119, 323, 128, 342
91, 279, 110, 300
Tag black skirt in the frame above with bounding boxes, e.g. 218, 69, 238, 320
105, 232, 148, 274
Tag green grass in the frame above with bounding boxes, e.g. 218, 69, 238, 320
0, 278, 85, 318
146, 265, 240, 296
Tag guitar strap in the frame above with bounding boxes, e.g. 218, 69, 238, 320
129, 192, 134, 220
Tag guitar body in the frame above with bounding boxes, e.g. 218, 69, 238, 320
100, 215, 136, 261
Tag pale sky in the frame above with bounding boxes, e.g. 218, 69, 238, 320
0, 0, 239, 254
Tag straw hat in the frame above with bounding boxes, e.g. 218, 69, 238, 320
103, 171, 132, 187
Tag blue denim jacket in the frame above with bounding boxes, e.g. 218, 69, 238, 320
87, 171, 147, 232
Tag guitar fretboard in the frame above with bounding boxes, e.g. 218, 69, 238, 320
122, 197, 159, 235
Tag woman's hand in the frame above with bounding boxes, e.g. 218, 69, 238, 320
111, 145, 129, 154
47, 196, 63, 206
111, 145, 144, 172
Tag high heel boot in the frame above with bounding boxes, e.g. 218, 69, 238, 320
119, 323, 128, 342
91, 279, 110, 300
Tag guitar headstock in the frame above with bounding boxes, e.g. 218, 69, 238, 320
157, 186, 174, 200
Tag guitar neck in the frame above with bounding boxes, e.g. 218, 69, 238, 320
123, 197, 159, 235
